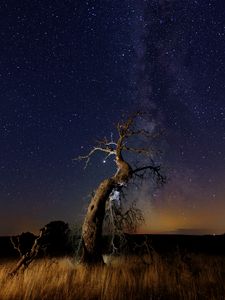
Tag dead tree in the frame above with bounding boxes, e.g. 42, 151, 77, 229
9, 229, 45, 276
76, 112, 165, 264
9, 221, 70, 276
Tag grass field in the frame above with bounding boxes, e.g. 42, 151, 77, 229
0, 253, 225, 300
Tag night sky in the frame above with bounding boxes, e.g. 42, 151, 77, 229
1, 0, 225, 235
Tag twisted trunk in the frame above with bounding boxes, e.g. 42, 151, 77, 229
80, 178, 115, 264
80, 155, 132, 264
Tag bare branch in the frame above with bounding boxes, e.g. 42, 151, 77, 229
133, 165, 166, 184
126, 129, 153, 138
74, 147, 116, 169
96, 137, 116, 147
123, 146, 153, 156
96, 133, 117, 147
103, 151, 115, 163
10, 236, 22, 257
117, 112, 141, 138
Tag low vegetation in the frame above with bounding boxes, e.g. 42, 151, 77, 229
0, 253, 225, 300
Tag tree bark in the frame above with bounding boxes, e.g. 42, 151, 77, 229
80, 178, 115, 264
80, 157, 132, 264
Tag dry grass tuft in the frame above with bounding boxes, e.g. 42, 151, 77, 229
0, 253, 225, 300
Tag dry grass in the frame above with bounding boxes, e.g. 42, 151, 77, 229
0, 253, 225, 300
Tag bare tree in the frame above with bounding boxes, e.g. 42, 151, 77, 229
76, 112, 165, 264
9, 221, 70, 276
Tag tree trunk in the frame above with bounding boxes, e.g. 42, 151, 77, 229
80, 157, 132, 264
80, 178, 116, 264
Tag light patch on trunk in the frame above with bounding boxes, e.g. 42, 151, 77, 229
109, 189, 121, 207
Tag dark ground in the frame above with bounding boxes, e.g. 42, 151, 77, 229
1, 233, 225, 259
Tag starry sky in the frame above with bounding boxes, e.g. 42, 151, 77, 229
1, 0, 225, 235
